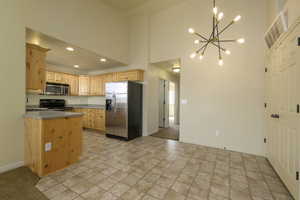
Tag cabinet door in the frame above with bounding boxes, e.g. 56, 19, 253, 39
42, 119, 67, 175
90, 76, 104, 96
94, 109, 105, 131
26, 45, 47, 91
79, 76, 90, 96
70, 75, 79, 96
55, 72, 64, 83
65, 117, 82, 164
46, 71, 55, 83
116, 70, 144, 81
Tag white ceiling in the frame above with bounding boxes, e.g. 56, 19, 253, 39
101, 0, 149, 11
26, 29, 126, 72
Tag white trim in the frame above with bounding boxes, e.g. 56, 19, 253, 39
0, 161, 24, 174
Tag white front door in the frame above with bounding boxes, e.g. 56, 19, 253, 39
266, 26, 300, 199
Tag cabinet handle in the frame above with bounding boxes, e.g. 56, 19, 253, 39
59, 136, 63, 139
271, 114, 280, 119
44, 164, 48, 168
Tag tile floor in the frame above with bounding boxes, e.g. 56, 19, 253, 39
36, 131, 293, 200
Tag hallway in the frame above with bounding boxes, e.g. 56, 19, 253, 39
151, 124, 179, 141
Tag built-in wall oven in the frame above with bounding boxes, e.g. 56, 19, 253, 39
45, 82, 69, 96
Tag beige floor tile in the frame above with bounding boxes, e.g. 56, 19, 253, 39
171, 181, 190, 196
51, 189, 78, 200
109, 183, 131, 197
121, 174, 141, 186
69, 180, 94, 194
81, 186, 106, 199
164, 189, 186, 200
147, 185, 168, 199
43, 184, 68, 199
121, 188, 145, 200
97, 178, 119, 191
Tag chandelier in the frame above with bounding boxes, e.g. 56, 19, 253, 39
188, 0, 245, 66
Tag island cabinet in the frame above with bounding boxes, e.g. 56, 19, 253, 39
26, 43, 49, 93
73, 108, 105, 131
24, 116, 82, 177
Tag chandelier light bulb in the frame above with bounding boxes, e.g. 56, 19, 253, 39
237, 38, 245, 44
190, 53, 197, 59
234, 15, 241, 22
188, 28, 195, 34
199, 54, 204, 60
225, 50, 231, 55
218, 12, 224, 21
213, 7, 218, 15
218, 59, 224, 66
194, 40, 200, 44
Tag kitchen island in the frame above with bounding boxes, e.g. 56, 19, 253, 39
24, 111, 83, 177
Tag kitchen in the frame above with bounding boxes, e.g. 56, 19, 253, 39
24, 29, 144, 176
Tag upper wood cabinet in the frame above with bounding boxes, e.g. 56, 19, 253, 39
45, 71, 79, 96
116, 70, 144, 82
26, 43, 49, 92
90, 75, 104, 96
78, 75, 90, 96
44, 69, 144, 96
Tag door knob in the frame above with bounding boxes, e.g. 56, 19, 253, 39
271, 114, 280, 119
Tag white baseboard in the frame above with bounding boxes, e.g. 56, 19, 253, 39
0, 161, 24, 174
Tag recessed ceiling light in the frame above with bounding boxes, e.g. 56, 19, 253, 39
66, 47, 74, 51
74, 65, 79, 68
100, 58, 107, 62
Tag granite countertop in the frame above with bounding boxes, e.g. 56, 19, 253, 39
24, 111, 84, 120
69, 104, 105, 109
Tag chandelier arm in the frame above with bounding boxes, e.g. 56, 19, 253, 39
211, 42, 226, 51
213, 0, 216, 37
194, 33, 210, 42
196, 43, 209, 53
217, 21, 234, 37
219, 40, 236, 42
216, 24, 222, 59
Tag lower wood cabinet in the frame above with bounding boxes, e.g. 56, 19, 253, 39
73, 108, 105, 131
24, 116, 82, 177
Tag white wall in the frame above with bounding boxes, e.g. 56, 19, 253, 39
147, 65, 180, 135
0, 0, 25, 170
25, 0, 129, 64
148, 0, 268, 155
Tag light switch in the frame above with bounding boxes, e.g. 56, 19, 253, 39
45, 142, 52, 152
181, 99, 188, 104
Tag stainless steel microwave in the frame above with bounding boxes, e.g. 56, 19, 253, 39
45, 82, 69, 96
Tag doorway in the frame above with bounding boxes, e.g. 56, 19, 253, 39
153, 79, 179, 141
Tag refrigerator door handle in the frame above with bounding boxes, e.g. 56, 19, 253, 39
113, 93, 117, 112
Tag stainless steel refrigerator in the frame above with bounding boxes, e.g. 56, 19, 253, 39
105, 81, 143, 140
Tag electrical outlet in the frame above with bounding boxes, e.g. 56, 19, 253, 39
216, 130, 220, 136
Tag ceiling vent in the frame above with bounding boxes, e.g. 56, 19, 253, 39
265, 10, 288, 48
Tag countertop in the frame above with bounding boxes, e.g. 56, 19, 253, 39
24, 111, 84, 120
70, 104, 105, 109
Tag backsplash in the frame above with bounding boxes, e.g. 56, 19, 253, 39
26, 94, 105, 106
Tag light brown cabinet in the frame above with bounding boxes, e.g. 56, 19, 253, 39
73, 108, 105, 131
46, 71, 79, 96
44, 69, 144, 96
116, 70, 144, 82
26, 43, 49, 92
78, 76, 90, 96
24, 116, 82, 177
90, 75, 105, 96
